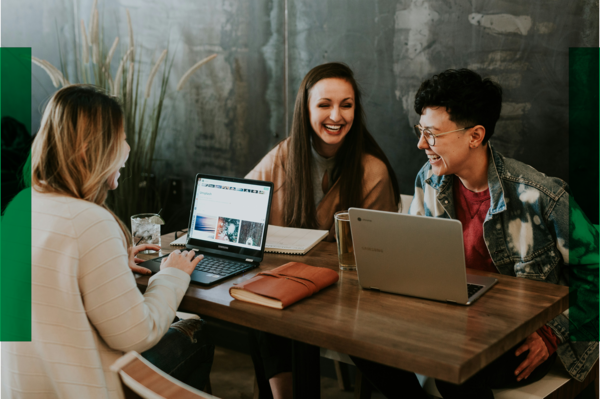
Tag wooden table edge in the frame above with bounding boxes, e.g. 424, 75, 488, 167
136, 278, 569, 384
136, 232, 570, 384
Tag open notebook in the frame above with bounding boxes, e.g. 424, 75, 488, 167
171, 225, 328, 255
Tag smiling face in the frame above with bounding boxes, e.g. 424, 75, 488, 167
417, 106, 473, 177
308, 78, 355, 157
108, 129, 131, 190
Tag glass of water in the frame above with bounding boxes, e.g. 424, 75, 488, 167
131, 213, 161, 253
334, 211, 356, 271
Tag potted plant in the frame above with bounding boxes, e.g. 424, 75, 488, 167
31, 0, 216, 223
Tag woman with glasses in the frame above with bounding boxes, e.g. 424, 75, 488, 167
2, 85, 214, 399
245, 62, 400, 399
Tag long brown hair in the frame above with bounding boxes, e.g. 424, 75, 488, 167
31, 84, 133, 247
284, 62, 400, 228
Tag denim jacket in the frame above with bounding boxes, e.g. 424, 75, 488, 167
409, 144, 599, 382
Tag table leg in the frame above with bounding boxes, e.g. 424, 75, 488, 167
292, 340, 320, 399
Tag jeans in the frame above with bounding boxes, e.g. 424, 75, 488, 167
351, 339, 557, 399
141, 318, 215, 391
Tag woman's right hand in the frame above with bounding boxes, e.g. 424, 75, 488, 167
160, 249, 204, 276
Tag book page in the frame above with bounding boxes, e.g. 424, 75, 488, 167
170, 234, 187, 246
265, 226, 328, 251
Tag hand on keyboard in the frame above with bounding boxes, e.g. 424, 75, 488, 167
160, 249, 204, 276
194, 257, 250, 277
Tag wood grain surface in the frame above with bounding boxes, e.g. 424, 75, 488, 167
136, 232, 569, 384
120, 354, 213, 399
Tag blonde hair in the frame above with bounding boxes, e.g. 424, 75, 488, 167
32, 84, 132, 247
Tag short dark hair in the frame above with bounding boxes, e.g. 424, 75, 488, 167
414, 69, 502, 144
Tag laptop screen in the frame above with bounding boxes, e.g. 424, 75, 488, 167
186, 175, 273, 260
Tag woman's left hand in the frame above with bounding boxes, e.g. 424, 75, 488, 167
128, 244, 161, 275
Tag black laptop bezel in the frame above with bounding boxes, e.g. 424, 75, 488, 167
185, 173, 274, 263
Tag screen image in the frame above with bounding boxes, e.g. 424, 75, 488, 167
194, 215, 218, 240
189, 178, 271, 249
216, 217, 240, 243
239, 221, 265, 247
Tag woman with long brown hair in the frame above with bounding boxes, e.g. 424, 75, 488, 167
2, 85, 214, 398
248, 62, 399, 240
246, 63, 400, 398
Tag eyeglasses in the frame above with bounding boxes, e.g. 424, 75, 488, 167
413, 125, 475, 146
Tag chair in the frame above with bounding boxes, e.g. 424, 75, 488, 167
419, 359, 598, 399
110, 351, 219, 399
320, 349, 372, 399
399, 194, 413, 214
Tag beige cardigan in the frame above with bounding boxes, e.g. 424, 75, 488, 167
246, 139, 398, 241
1, 190, 191, 399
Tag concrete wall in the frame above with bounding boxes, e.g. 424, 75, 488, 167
287, 0, 598, 190
2, 0, 598, 218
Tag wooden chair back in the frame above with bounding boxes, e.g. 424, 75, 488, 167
110, 351, 219, 399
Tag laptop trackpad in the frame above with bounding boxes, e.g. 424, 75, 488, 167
138, 255, 167, 274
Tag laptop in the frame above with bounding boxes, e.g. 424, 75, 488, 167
139, 174, 274, 285
348, 208, 497, 305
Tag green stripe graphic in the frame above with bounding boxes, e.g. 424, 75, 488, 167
1, 47, 32, 341
568, 47, 599, 342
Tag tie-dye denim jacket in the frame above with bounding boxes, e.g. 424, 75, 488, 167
409, 144, 599, 382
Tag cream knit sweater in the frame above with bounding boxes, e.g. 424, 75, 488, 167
2, 190, 191, 399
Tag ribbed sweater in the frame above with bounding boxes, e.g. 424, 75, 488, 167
1, 189, 191, 399
246, 138, 398, 241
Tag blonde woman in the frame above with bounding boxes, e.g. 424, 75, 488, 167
1, 85, 213, 398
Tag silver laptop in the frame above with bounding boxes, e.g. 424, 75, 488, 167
348, 208, 497, 305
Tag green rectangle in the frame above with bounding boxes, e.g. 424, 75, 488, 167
568, 47, 599, 342
1, 47, 32, 341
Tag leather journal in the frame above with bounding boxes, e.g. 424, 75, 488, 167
229, 262, 339, 309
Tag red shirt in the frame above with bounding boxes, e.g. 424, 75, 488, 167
453, 177, 559, 355
453, 178, 496, 273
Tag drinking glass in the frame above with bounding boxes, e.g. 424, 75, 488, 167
131, 213, 161, 254
334, 211, 356, 271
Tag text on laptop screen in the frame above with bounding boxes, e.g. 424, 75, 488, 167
189, 178, 270, 249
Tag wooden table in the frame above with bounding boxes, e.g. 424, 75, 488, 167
136, 232, 569, 397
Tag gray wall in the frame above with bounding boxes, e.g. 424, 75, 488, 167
287, 0, 598, 189
3, 0, 598, 207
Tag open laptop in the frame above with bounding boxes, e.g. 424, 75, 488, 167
139, 174, 274, 285
348, 208, 497, 305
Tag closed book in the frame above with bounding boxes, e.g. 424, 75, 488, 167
229, 262, 339, 309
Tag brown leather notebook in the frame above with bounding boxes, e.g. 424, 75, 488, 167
229, 262, 339, 309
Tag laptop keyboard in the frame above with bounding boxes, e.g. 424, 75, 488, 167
194, 255, 250, 277
467, 283, 484, 298
150, 252, 251, 278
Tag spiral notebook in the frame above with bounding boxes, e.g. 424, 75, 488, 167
170, 234, 189, 246
263, 225, 328, 255
170, 225, 328, 255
